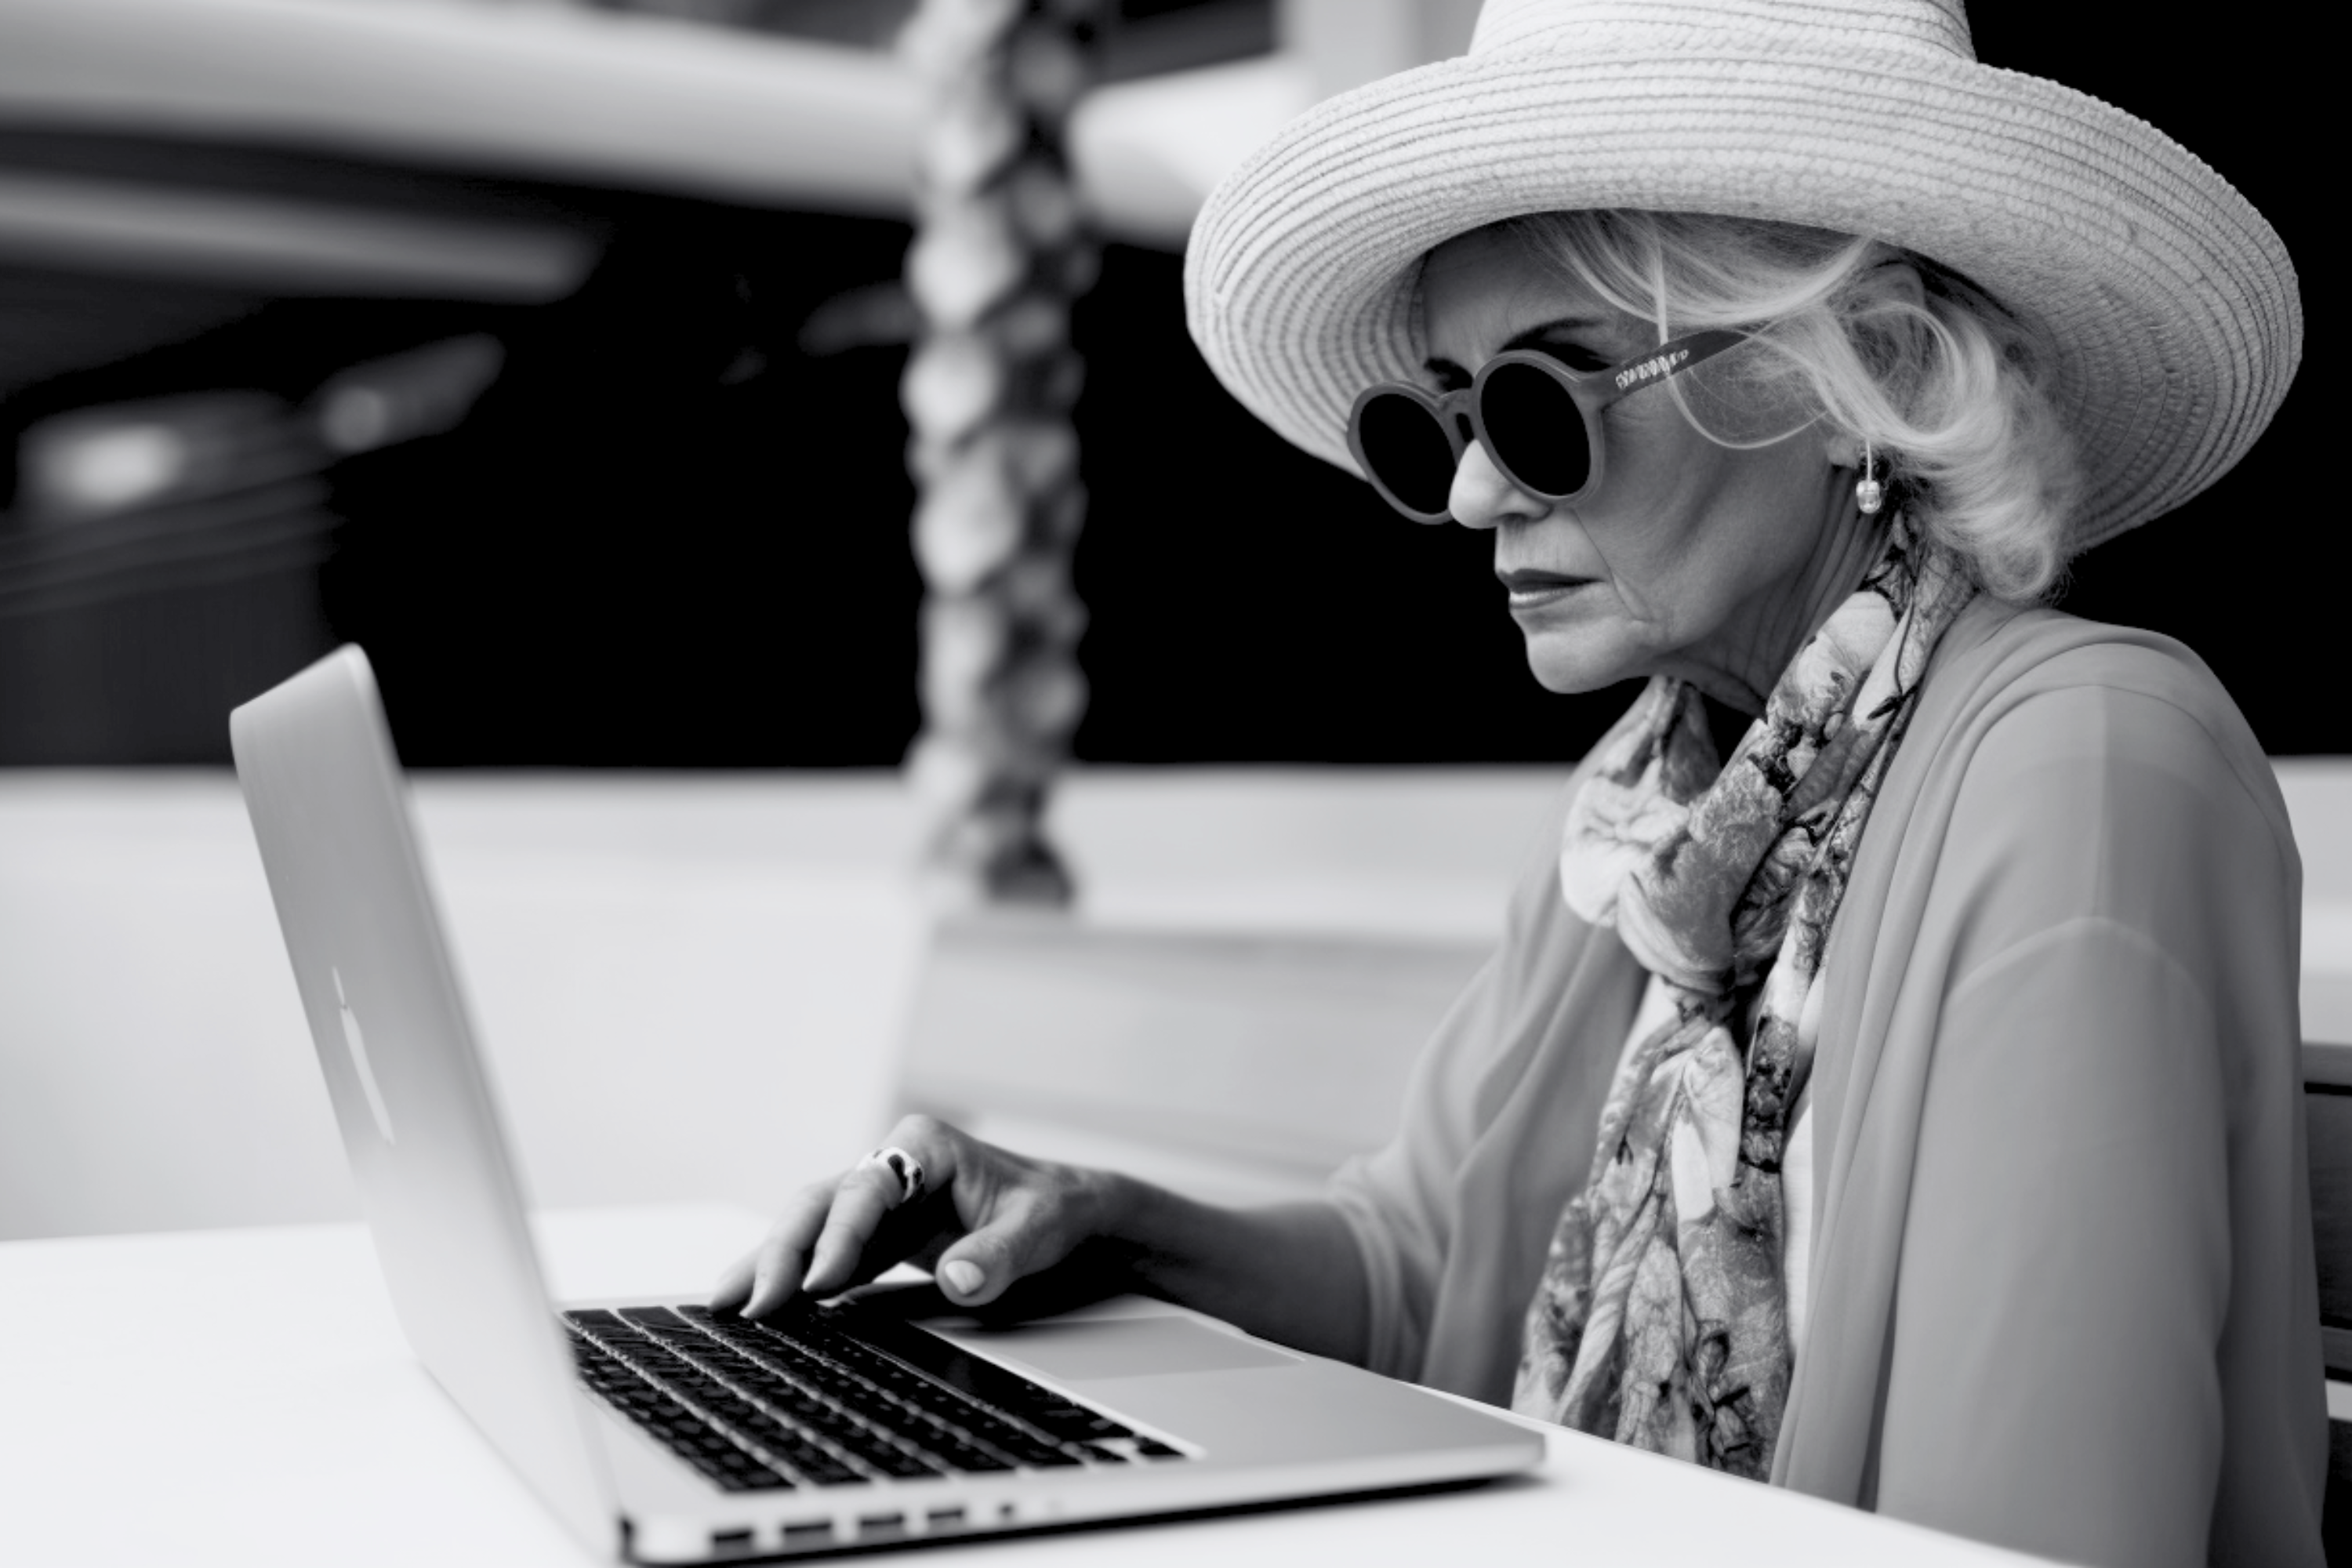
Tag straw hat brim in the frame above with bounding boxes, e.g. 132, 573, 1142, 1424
1182, 34, 2302, 550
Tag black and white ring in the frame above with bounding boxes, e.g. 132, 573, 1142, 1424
859, 1146, 927, 1210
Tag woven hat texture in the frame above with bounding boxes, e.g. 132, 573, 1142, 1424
1183, 0, 2301, 549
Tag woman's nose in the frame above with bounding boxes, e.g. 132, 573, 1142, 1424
1448, 439, 1548, 532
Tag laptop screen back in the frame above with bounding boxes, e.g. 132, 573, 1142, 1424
232, 647, 615, 1553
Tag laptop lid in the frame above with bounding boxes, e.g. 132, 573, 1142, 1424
231, 646, 618, 1555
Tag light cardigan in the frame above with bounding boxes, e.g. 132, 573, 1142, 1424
1326, 599, 2327, 1566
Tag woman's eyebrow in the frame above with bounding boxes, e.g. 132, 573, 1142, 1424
1423, 314, 1610, 377
1501, 315, 1607, 353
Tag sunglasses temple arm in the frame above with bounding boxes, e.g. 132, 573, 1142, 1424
1585, 328, 1751, 411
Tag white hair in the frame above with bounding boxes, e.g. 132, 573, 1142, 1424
1505, 210, 2083, 604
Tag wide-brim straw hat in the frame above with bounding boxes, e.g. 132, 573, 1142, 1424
1183, 0, 2301, 550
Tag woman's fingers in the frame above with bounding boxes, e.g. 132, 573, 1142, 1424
788, 1119, 967, 1303
714, 1120, 1103, 1318
935, 1185, 1081, 1308
800, 1163, 907, 1298
715, 1182, 833, 1318
709, 1252, 756, 1312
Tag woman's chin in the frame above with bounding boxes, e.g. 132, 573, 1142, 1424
1520, 631, 1641, 695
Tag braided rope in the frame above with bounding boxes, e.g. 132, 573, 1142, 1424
900, 0, 1102, 906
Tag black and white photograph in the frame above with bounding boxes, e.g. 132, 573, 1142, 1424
0, 2, 2332, 1564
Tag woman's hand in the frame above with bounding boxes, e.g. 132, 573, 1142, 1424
711, 1115, 1374, 1365
710, 1115, 1121, 1319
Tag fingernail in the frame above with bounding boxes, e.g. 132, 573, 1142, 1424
942, 1260, 984, 1297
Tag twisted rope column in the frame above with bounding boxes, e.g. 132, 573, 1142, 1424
899, 0, 1099, 908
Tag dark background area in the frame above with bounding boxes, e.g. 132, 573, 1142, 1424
0, 2, 2328, 765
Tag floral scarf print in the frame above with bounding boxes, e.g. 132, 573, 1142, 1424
1510, 511, 1974, 1478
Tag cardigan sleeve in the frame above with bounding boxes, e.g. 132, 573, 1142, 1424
1324, 781, 1604, 1382
1326, 948, 1508, 1381
1869, 677, 2321, 1566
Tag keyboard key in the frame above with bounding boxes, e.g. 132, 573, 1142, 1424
1028, 1403, 1136, 1442
1015, 1446, 1086, 1468
619, 1306, 684, 1327
770, 1446, 866, 1487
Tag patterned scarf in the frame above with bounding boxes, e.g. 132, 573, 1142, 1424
1510, 511, 1974, 1476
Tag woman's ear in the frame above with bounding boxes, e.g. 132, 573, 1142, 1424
1872, 256, 1928, 313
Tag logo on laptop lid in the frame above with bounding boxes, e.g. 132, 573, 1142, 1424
332, 967, 397, 1145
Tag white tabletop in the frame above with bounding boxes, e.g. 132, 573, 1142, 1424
0, 1203, 2051, 1567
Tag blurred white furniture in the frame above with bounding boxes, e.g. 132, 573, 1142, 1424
0, 1201, 2056, 1566
0, 0, 924, 221
5, 764, 2350, 1244
2302, 1044, 2352, 1557
2288, 760, 2352, 1046
0, 0, 1479, 256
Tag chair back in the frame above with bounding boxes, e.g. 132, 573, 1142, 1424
895, 914, 1487, 1205
2303, 1041, 2352, 1563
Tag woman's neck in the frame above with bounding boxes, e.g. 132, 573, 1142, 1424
1670, 485, 1889, 720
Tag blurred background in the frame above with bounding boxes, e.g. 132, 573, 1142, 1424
0, 0, 2336, 1245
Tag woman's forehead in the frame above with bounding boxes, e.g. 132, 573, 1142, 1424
1420, 227, 1620, 362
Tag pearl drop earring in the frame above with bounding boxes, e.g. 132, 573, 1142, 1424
1856, 438, 1885, 516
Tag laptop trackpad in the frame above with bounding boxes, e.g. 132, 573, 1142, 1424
964, 1317, 1298, 1381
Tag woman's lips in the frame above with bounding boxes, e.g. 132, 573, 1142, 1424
1497, 568, 1593, 608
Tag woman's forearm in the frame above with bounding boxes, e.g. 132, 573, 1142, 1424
1097, 1175, 1370, 1366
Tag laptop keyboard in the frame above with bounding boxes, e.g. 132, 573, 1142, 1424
563, 1304, 1190, 1493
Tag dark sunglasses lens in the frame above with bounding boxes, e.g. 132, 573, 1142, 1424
1357, 394, 1458, 517
1479, 361, 1591, 498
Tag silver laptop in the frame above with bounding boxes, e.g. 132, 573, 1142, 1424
230, 646, 1542, 1562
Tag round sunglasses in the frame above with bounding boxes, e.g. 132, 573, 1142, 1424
1345, 328, 1748, 522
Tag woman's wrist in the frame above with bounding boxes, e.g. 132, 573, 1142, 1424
1080, 1170, 1196, 1298
1068, 1167, 1168, 1293
1044, 1162, 1366, 1363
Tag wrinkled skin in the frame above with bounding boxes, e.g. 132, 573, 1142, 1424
1424, 223, 1895, 713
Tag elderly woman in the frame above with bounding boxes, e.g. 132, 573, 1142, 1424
717, 0, 2319, 1561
